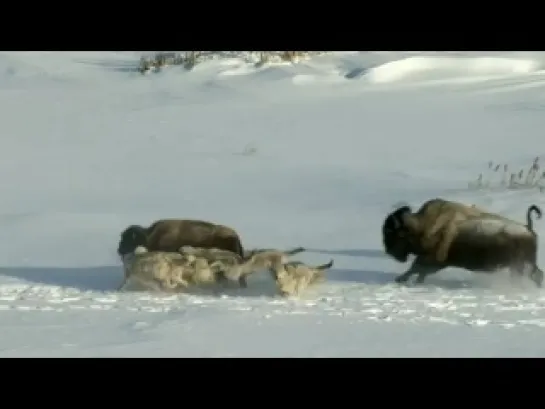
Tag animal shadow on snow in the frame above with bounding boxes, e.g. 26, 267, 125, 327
0, 266, 121, 292
74, 58, 139, 74
344, 67, 368, 79
309, 248, 387, 259
327, 267, 529, 291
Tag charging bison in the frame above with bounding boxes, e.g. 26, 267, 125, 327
382, 198, 544, 287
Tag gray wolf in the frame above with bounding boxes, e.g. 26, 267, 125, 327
120, 246, 215, 292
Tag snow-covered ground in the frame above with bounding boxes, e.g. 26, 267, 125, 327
2, 51, 545, 357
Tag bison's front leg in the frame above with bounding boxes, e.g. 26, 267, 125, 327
395, 256, 442, 285
394, 264, 418, 284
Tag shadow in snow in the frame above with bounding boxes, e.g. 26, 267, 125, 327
0, 263, 526, 299
0, 266, 122, 292
344, 67, 368, 80
327, 268, 398, 285
307, 248, 387, 259
0, 264, 281, 298
74, 58, 139, 74
326, 267, 514, 290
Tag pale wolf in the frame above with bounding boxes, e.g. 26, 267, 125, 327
120, 246, 215, 292
221, 249, 303, 285
275, 260, 334, 297
178, 245, 245, 287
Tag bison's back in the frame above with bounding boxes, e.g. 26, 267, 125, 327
146, 219, 244, 256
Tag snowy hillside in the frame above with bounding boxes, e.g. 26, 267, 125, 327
2, 51, 545, 356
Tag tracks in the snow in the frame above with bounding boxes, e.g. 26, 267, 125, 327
1, 282, 545, 330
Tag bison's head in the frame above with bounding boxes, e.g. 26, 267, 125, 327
382, 205, 414, 263
117, 225, 148, 258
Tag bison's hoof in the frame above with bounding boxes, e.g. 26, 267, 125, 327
436, 253, 447, 263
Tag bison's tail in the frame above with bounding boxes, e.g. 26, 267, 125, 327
285, 247, 306, 256
315, 259, 334, 271
526, 205, 542, 233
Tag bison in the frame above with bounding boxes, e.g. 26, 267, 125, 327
382, 198, 544, 287
117, 218, 245, 283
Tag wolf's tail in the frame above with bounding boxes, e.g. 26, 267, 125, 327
315, 259, 334, 271
285, 247, 306, 256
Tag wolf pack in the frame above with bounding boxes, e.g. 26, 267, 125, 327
116, 220, 333, 297
116, 197, 545, 298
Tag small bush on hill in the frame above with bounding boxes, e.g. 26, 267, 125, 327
468, 157, 545, 192
137, 51, 329, 74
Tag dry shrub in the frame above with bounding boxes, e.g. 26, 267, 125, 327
138, 52, 202, 73
468, 157, 545, 192
256, 51, 325, 65
137, 51, 330, 74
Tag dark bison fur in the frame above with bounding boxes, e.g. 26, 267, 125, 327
117, 219, 247, 287
382, 202, 544, 287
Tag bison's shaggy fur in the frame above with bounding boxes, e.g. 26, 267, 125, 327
382, 198, 544, 287
275, 259, 333, 297
384, 199, 491, 263
119, 246, 215, 293
117, 219, 245, 261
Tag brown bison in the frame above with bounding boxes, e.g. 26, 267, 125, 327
382, 198, 544, 287
117, 219, 244, 257
117, 219, 246, 285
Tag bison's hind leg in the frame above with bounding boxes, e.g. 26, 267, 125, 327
508, 263, 543, 288
530, 266, 544, 288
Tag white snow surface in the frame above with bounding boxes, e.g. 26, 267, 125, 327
2, 51, 545, 357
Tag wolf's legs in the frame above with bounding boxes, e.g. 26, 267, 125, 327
164, 267, 190, 290
238, 277, 248, 288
